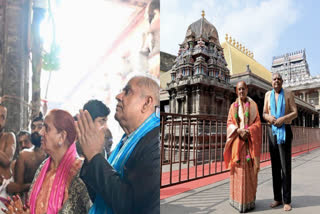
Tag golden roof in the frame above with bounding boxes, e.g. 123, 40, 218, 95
222, 35, 272, 82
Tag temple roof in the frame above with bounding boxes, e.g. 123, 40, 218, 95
222, 39, 272, 82
183, 16, 220, 45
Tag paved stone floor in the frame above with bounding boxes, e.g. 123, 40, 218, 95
161, 148, 320, 214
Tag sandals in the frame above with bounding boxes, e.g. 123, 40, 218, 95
270, 201, 292, 211
270, 200, 283, 208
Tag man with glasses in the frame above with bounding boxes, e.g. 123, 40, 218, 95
76, 75, 160, 214
263, 73, 297, 211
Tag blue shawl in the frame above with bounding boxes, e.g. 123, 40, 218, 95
89, 113, 160, 214
270, 89, 286, 144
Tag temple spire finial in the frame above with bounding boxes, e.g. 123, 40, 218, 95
201, 10, 205, 18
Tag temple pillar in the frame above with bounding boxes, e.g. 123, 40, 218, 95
196, 86, 200, 114
172, 93, 176, 113
226, 93, 231, 115
203, 89, 208, 114
198, 89, 202, 114
210, 90, 215, 115
175, 97, 179, 114
192, 87, 196, 114
185, 95, 188, 115
302, 91, 306, 102
1, 0, 30, 132
184, 88, 188, 114
221, 96, 225, 117
204, 90, 208, 114
223, 95, 228, 117
213, 92, 217, 115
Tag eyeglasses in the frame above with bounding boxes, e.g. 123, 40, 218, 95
155, 105, 160, 118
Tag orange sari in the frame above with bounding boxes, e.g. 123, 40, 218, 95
34, 159, 82, 214
223, 97, 261, 212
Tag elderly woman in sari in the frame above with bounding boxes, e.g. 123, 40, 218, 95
223, 81, 262, 213
2, 109, 91, 214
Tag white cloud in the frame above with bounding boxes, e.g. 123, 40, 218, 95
161, 0, 300, 70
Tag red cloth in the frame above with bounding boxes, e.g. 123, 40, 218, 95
29, 143, 78, 214
224, 99, 262, 169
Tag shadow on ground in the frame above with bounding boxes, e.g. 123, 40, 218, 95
161, 204, 201, 214
291, 195, 320, 209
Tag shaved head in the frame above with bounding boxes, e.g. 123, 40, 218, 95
271, 72, 283, 92
236, 81, 248, 91
272, 72, 283, 80
236, 81, 248, 101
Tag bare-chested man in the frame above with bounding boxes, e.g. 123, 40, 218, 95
7, 124, 47, 202
16, 131, 33, 151
9, 131, 33, 181
0, 104, 16, 208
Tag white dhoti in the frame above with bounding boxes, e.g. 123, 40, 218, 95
0, 177, 13, 214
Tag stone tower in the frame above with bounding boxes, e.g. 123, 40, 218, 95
166, 12, 233, 118
271, 49, 310, 87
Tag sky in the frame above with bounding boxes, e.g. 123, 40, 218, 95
160, 0, 320, 76
37, 0, 137, 145
40, 0, 134, 108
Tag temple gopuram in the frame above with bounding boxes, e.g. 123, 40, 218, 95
166, 11, 233, 118
272, 50, 320, 126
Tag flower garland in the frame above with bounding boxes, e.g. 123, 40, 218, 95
234, 98, 251, 162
